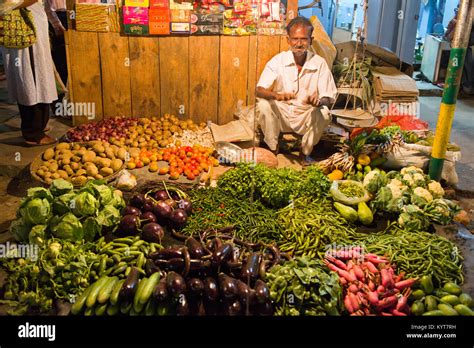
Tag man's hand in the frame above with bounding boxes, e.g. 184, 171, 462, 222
275, 92, 296, 101
53, 23, 66, 37
307, 91, 320, 106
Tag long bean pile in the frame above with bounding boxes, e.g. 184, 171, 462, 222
347, 223, 464, 284
181, 187, 283, 243
277, 197, 359, 258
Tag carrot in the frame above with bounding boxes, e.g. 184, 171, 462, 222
325, 255, 347, 270
391, 309, 407, 316
344, 294, 354, 313
353, 264, 365, 282
364, 261, 379, 274
348, 284, 358, 293
394, 278, 417, 290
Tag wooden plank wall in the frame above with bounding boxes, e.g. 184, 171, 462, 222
67, 33, 289, 125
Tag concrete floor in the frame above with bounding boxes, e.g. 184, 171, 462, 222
0, 81, 473, 296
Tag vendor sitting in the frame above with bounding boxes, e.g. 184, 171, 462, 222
256, 16, 337, 164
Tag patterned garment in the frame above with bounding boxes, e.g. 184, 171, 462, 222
0, 8, 36, 48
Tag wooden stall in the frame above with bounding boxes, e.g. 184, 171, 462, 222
65, 0, 297, 126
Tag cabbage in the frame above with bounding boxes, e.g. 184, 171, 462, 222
96, 204, 121, 227
83, 217, 102, 242
72, 192, 99, 217
29, 224, 48, 247
52, 192, 76, 215
9, 219, 30, 242
92, 184, 113, 206
19, 198, 51, 225
109, 190, 126, 210
50, 179, 74, 197
26, 187, 54, 201
50, 213, 83, 241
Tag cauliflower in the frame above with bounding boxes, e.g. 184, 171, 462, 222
363, 170, 387, 194
402, 174, 415, 187
427, 180, 445, 198
411, 187, 433, 207
401, 166, 424, 175
387, 178, 408, 199
412, 173, 427, 187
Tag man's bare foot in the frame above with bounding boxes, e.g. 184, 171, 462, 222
25, 135, 57, 146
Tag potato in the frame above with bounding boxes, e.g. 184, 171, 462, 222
129, 148, 140, 158
56, 142, 70, 150
76, 169, 87, 176
72, 175, 87, 186
92, 143, 105, 154
58, 170, 68, 179
98, 153, 107, 158
82, 151, 96, 163
105, 147, 115, 159
72, 143, 81, 151
86, 164, 99, 177
99, 167, 114, 176
70, 162, 79, 171
99, 158, 111, 168
48, 162, 59, 172
36, 169, 45, 178
71, 155, 81, 163
39, 165, 49, 172
61, 158, 71, 166
42, 148, 55, 161
44, 172, 52, 178
110, 159, 123, 171
77, 148, 87, 156
44, 178, 53, 185
64, 166, 74, 176
116, 148, 128, 161
94, 174, 104, 180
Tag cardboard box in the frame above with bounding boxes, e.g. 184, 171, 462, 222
149, 0, 169, 8
124, 0, 149, 7
170, 9, 190, 22
123, 6, 149, 25
190, 12, 223, 24
169, 0, 192, 10
149, 8, 170, 22
170, 22, 190, 34
149, 21, 170, 34
124, 24, 149, 35
190, 23, 221, 35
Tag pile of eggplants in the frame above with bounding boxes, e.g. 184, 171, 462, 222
145, 236, 280, 315
117, 187, 193, 243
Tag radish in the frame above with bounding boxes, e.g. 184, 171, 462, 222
395, 271, 406, 283
377, 285, 385, 294
391, 309, 407, 316
353, 265, 365, 281
364, 261, 379, 274
368, 280, 376, 291
347, 260, 354, 270
348, 293, 360, 311
325, 255, 347, 270
339, 277, 347, 286
348, 284, 358, 293
394, 278, 417, 290
381, 269, 395, 289
344, 295, 354, 313
366, 290, 379, 306
377, 295, 398, 309
325, 260, 357, 283
381, 312, 393, 316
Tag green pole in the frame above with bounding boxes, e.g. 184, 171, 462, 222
429, 0, 473, 181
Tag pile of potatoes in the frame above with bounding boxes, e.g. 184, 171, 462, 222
36, 141, 126, 186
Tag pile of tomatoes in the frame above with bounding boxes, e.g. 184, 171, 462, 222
126, 145, 218, 180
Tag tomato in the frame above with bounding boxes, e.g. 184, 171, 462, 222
192, 169, 200, 176
186, 151, 193, 158
184, 170, 192, 177
150, 155, 158, 162
135, 161, 144, 169
169, 171, 179, 180
159, 167, 169, 175
186, 173, 196, 181
156, 154, 163, 161
177, 167, 184, 175
163, 154, 170, 161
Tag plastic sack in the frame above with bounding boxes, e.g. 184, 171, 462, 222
115, 170, 137, 191
330, 180, 370, 206
309, 15, 337, 68
0, 0, 22, 15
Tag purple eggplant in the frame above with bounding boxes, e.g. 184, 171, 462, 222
257, 300, 274, 316
118, 214, 140, 236
142, 197, 155, 213
149, 247, 183, 260
213, 243, 233, 264
203, 298, 219, 316
176, 295, 189, 316
187, 278, 204, 298
153, 190, 170, 201
153, 278, 168, 302
235, 279, 255, 306
203, 277, 219, 301
254, 280, 270, 304
178, 199, 193, 215
241, 253, 261, 281
218, 273, 238, 300
141, 223, 165, 243
144, 258, 160, 276
222, 299, 242, 316
140, 211, 157, 223
169, 209, 188, 229
166, 271, 187, 297
155, 258, 184, 272
119, 267, 139, 300
122, 205, 141, 216
165, 198, 177, 209
153, 200, 172, 220
185, 237, 205, 259
130, 193, 145, 209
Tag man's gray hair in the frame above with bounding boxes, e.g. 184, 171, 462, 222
286, 16, 314, 37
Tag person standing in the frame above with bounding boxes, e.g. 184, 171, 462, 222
256, 16, 337, 164
1, 0, 58, 145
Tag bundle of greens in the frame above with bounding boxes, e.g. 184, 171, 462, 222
266, 256, 342, 316
217, 163, 331, 209
10, 179, 124, 245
